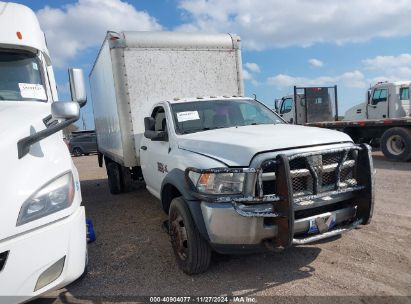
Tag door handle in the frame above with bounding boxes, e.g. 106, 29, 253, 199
141, 146, 147, 151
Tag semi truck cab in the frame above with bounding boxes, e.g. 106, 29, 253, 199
0, 2, 88, 302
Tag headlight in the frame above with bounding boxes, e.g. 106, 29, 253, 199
17, 172, 75, 226
188, 170, 245, 195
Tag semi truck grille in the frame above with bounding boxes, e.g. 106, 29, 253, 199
258, 149, 359, 198
0, 251, 9, 272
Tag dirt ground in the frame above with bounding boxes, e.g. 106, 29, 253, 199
39, 151, 411, 303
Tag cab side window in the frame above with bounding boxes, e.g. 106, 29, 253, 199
152, 107, 167, 132
371, 89, 388, 105
280, 98, 293, 114
400, 87, 409, 100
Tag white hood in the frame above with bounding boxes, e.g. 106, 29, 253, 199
178, 124, 352, 166
0, 101, 77, 241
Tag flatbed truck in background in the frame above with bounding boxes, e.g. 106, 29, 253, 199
275, 82, 411, 161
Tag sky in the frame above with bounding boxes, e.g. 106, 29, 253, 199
14, 0, 411, 130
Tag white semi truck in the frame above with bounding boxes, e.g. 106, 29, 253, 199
0, 2, 88, 302
276, 83, 411, 161
91, 31, 374, 274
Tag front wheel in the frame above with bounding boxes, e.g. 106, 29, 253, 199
169, 197, 211, 274
381, 127, 411, 161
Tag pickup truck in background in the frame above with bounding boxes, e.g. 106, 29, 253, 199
90, 31, 375, 274
275, 83, 411, 161
0, 2, 88, 302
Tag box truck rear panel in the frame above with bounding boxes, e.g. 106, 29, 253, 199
90, 41, 126, 164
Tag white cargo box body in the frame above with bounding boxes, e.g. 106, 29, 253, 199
90, 31, 243, 167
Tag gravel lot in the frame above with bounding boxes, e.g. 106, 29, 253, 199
38, 152, 411, 302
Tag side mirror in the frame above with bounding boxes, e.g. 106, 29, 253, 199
68, 68, 87, 107
51, 102, 80, 120
274, 99, 281, 112
144, 117, 155, 131
143, 117, 168, 141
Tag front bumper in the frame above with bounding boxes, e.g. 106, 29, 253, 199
0, 207, 87, 303
194, 144, 374, 252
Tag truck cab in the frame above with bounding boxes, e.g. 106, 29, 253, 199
0, 2, 87, 301
140, 96, 374, 274
344, 81, 411, 121
275, 86, 337, 124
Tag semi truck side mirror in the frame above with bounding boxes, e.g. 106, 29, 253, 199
17, 102, 80, 159
143, 117, 168, 141
68, 68, 87, 108
51, 102, 80, 120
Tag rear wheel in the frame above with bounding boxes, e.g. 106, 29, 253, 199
381, 127, 411, 161
72, 147, 83, 157
106, 162, 122, 194
169, 197, 211, 274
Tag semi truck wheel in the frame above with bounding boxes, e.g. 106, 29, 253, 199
106, 162, 123, 194
169, 197, 211, 274
381, 127, 411, 161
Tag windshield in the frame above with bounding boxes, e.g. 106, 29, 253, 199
0, 50, 47, 101
171, 99, 284, 134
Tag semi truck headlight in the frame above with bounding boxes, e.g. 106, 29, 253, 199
17, 172, 75, 226
188, 170, 245, 195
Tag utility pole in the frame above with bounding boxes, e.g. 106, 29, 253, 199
81, 114, 86, 130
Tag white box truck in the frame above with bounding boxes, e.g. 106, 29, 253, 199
90, 31, 375, 274
0, 2, 88, 302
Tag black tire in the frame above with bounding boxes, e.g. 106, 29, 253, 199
381, 127, 411, 161
106, 162, 123, 194
120, 166, 133, 192
169, 197, 211, 274
72, 147, 83, 157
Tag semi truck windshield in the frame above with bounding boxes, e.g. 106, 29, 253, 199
172, 99, 284, 134
0, 50, 47, 101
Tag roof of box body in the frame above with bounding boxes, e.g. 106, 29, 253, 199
106, 31, 240, 50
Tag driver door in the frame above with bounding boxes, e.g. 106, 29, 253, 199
279, 98, 295, 123
367, 87, 389, 119
140, 106, 170, 198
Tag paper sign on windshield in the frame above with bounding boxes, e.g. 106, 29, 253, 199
19, 83, 47, 100
176, 111, 200, 122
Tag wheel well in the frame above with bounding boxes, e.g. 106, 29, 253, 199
161, 184, 182, 214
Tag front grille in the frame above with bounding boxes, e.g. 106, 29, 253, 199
0, 251, 9, 272
259, 148, 359, 198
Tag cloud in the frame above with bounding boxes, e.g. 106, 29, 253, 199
244, 62, 260, 73
242, 62, 261, 85
37, 0, 162, 67
309, 58, 324, 68
267, 70, 366, 89
177, 0, 411, 50
242, 69, 253, 80
362, 53, 411, 82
